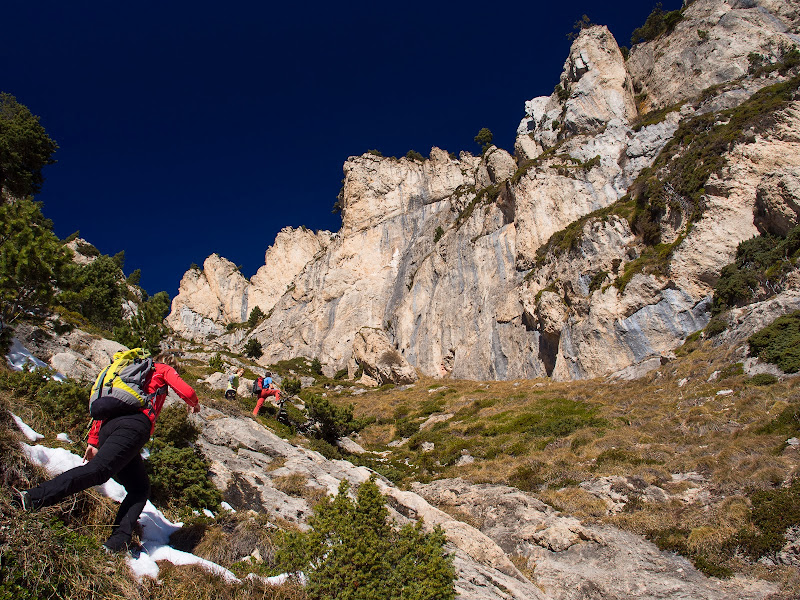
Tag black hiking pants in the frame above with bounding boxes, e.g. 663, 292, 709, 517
26, 412, 151, 550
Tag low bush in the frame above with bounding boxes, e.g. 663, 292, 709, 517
736, 479, 800, 560
147, 405, 220, 514
748, 373, 778, 386
303, 394, 370, 444
630, 3, 684, 45
0, 367, 89, 435
275, 477, 455, 600
283, 377, 301, 396
748, 311, 800, 373
483, 397, 606, 438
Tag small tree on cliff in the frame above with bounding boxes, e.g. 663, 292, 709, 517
244, 338, 263, 359
474, 127, 493, 153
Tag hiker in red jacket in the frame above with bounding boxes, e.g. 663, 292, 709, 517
13, 351, 201, 555
253, 371, 281, 416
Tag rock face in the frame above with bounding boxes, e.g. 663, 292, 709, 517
167, 0, 800, 382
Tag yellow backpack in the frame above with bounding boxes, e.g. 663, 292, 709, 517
89, 348, 156, 419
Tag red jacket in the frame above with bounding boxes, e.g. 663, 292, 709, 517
88, 362, 199, 446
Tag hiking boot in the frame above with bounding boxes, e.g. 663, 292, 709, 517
10, 488, 33, 512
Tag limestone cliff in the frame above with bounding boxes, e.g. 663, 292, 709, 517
168, 0, 800, 381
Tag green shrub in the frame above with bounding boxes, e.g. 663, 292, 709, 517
333, 368, 349, 380
646, 526, 732, 578
304, 394, 367, 444
508, 463, 546, 491
705, 317, 727, 338
736, 479, 800, 560
0, 198, 71, 342
712, 227, 800, 314
57, 255, 125, 330
147, 443, 222, 513
405, 150, 424, 162
283, 377, 301, 396
588, 270, 608, 292
434, 225, 444, 243
209, 353, 224, 372
630, 3, 684, 45
155, 404, 201, 448
275, 477, 455, 600
395, 419, 420, 439
244, 338, 263, 359
748, 373, 778, 386
0, 368, 89, 435
483, 397, 606, 438
474, 127, 493, 152
757, 402, 800, 437
112, 289, 170, 355
748, 311, 800, 373
146, 405, 219, 513
310, 358, 323, 375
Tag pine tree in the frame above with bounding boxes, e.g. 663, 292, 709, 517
0, 198, 69, 344
277, 477, 455, 600
0, 93, 58, 198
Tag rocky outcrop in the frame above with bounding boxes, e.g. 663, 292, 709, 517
168, 227, 331, 341
626, 0, 800, 110
167, 0, 800, 382
413, 478, 776, 600
13, 321, 125, 382
755, 170, 800, 236
351, 327, 418, 385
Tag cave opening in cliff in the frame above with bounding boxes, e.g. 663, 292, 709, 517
538, 331, 560, 377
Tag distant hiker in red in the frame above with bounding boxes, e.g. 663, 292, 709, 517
12, 351, 201, 555
253, 371, 280, 416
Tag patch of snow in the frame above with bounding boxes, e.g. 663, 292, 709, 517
708, 370, 720, 382
221, 501, 235, 512
716, 389, 734, 396
57, 433, 72, 443
6, 338, 65, 381
203, 508, 215, 518
11, 413, 44, 441
247, 572, 306, 586
787, 438, 800, 447
678, 378, 688, 387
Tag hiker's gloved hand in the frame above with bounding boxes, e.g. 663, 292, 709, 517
84, 445, 98, 462
189, 404, 201, 414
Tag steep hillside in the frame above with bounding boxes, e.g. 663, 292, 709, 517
166, 0, 800, 384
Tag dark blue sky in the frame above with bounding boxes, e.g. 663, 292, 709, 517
3, 1, 679, 297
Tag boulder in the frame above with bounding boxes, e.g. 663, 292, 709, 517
352, 328, 418, 385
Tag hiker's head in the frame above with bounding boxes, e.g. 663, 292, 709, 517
154, 351, 181, 371
236, 367, 244, 376
265, 371, 271, 378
